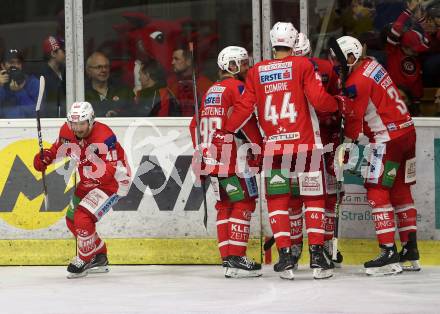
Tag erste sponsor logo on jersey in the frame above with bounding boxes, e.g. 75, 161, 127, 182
204, 92, 222, 106
259, 61, 293, 84
370, 65, 386, 84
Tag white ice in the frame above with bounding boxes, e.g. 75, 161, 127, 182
0, 265, 439, 314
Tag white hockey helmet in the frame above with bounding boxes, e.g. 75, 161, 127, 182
270, 22, 298, 49
336, 36, 363, 66
217, 46, 249, 75
67, 101, 95, 125
293, 33, 311, 56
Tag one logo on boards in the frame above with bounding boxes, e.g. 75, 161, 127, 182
0, 139, 74, 230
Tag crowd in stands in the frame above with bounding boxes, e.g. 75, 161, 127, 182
0, 0, 439, 119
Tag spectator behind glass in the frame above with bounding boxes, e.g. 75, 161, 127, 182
167, 47, 212, 116
0, 49, 40, 118
422, 3, 440, 87
85, 51, 133, 117
127, 60, 179, 117
386, 0, 430, 112
40, 36, 66, 118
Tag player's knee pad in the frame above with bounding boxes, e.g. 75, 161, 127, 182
288, 196, 303, 213
390, 185, 414, 207
267, 195, 290, 212
366, 186, 391, 208
232, 199, 256, 212
215, 199, 231, 211
78, 188, 120, 222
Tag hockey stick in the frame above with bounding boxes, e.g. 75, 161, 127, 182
35, 76, 49, 211
263, 235, 275, 252
328, 37, 348, 261
189, 42, 208, 230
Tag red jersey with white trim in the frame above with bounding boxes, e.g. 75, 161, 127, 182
48, 121, 131, 196
343, 58, 414, 143
190, 77, 262, 175
224, 56, 338, 153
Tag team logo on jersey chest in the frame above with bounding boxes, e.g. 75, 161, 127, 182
401, 57, 416, 75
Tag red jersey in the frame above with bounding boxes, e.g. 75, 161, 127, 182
190, 77, 262, 175
225, 56, 338, 153
343, 58, 414, 143
48, 121, 131, 196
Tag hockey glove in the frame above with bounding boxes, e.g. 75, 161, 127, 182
207, 129, 235, 166
33, 149, 55, 172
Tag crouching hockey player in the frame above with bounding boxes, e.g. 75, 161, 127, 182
211, 22, 345, 280
332, 36, 420, 275
190, 46, 263, 278
33, 102, 131, 278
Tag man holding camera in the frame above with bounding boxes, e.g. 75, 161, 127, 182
0, 48, 39, 118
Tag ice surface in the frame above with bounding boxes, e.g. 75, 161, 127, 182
0, 265, 439, 314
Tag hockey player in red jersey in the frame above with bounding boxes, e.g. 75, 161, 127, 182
290, 32, 344, 267
33, 102, 131, 278
210, 22, 344, 280
190, 46, 263, 278
333, 36, 420, 276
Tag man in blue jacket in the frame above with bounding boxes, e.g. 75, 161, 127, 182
0, 48, 39, 118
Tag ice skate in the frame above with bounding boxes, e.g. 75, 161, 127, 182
89, 253, 110, 274
66, 256, 92, 279
274, 247, 296, 280
291, 243, 303, 270
224, 255, 262, 278
364, 244, 403, 276
310, 245, 334, 279
324, 240, 343, 268
399, 233, 421, 271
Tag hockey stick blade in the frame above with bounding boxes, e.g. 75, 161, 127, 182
263, 236, 275, 251
36, 76, 45, 112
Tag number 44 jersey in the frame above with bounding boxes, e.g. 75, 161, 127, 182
224, 56, 338, 153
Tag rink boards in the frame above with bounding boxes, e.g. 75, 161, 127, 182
0, 117, 440, 265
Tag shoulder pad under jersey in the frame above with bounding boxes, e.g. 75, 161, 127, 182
93, 122, 117, 149
58, 122, 75, 143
